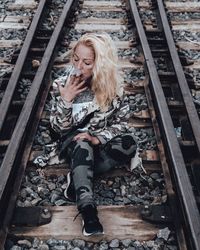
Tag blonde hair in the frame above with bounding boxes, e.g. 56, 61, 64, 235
71, 33, 122, 109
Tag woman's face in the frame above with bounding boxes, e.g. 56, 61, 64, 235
72, 43, 95, 81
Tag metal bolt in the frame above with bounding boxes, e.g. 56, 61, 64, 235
43, 208, 49, 215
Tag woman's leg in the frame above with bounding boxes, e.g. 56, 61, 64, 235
94, 134, 137, 175
66, 139, 103, 236
66, 139, 95, 209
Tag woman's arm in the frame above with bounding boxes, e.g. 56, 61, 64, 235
50, 94, 73, 134
73, 132, 101, 145
49, 67, 87, 135
89, 96, 130, 144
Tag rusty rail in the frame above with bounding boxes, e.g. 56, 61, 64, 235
0, 0, 78, 246
0, 0, 47, 133
157, 0, 200, 152
128, 0, 200, 249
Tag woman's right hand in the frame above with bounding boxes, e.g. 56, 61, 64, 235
59, 75, 87, 102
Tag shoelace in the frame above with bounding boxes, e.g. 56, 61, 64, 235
73, 211, 81, 221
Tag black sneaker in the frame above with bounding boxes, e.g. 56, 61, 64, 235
80, 204, 104, 236
64, 172, 76, 202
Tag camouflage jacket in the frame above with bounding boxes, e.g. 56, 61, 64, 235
50, 65, 131, 144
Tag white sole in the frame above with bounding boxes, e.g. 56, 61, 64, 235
82, 220, 104, 236
64, 172, 73, 200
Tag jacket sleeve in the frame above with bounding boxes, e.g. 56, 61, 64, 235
89, 95, 130, 144
50, 94, 73, 134
49, 67, 74, 135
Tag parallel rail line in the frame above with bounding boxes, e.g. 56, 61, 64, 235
129, 0, 200, 249
0, 0, 79, 246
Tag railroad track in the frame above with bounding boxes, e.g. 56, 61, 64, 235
131, 1, 200, 249
0, 0, 79, 246
0, 0, 200, 249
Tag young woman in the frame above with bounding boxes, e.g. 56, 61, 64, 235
50, 33, 137, 236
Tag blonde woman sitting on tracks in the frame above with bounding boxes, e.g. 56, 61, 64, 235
49, 33, 138, 236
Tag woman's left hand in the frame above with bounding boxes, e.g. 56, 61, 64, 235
73, 132, 100, 145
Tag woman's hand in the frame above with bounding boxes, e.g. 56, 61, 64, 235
73, 132, 100, 145
59, 75, 87, 102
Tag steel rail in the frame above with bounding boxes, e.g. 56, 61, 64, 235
157, 0, 200, 153
0, 0, 47, 134
0, 74, 51, 249
128, 0, 200, 249
0, 0, 75, 226
144, 75, 188, 250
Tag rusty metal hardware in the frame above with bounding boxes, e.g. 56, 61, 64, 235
141, 204, 172, 223
11, 207, 52, 226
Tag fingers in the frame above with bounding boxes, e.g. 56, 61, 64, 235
76, 86, 87, 94
76, 79, 86, 89
66, 76, 84, 90
58, 74, 86, 102
73, 133, 91, 141
59, 78, 85, 92
73, 133, 100, 145
73, 76, 82, 86
72, 79, 87, 94
68, 74, 82, 86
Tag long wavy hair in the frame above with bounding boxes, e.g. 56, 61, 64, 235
71, 33, 122, 109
